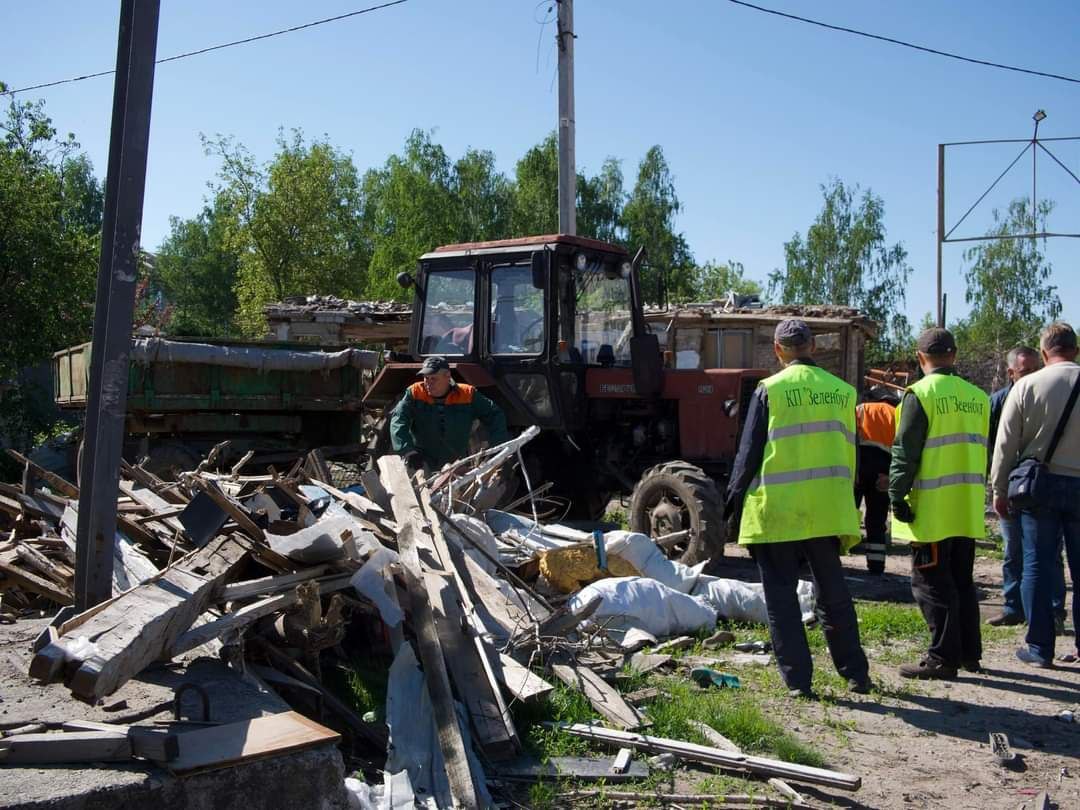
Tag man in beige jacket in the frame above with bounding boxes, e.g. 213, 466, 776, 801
991, 323, 1080, 666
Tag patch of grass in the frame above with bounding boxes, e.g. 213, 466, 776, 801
516, 682, 599, 759
528, 781, 558, 809
328, 656, 390, 720
644, 675, 825, 768
602, 508, 629, 530
855, 601, 930, 648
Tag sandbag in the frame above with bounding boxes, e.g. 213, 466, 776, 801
693, 576, 816, 625
568, 576, 718, 639
603, 531, 706, 593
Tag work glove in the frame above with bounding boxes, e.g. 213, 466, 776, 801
401, 450, 424, 472
891, 500, 915, 524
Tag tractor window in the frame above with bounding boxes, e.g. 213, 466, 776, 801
419, 268, 475, 355
490, 264, 545, 355
573, 268, 633, 366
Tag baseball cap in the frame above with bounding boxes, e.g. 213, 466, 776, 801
774, 318, 812, 347
417, 356, 451, 376
916, 327, 957, 355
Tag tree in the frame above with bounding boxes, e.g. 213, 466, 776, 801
361, 130, 461, 301
769, 178, 912, 358
0, 86, 99, 380
205, 130, 368, 334
693, 260, 762, 302
578, 157, 626, 245
510, 133, 558, 236
623, 146, 695, 303
452, 147, 513, 243
153, 194, 242, 336
956, 198, 1061, 377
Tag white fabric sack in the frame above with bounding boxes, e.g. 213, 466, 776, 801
568, 576, 718, 639
603, 530, 706, 593
693, 576, 816, 624
267, 505, 375, 564
350, 547, 404, 627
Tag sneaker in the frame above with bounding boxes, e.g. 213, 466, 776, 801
898, 659, 958, 680
987, 612, 1023, 627
1015, 647, 1051, 668
961, 660, 982, 673
848, 677, 872, 694
787, 686, 815, 700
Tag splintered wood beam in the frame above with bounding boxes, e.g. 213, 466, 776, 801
6, 449, 79, 498
376, 455, 481, 809
549, 663, 647, 730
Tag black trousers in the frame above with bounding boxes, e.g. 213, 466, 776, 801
854, 448, 891, 566
910, 537, 982, 667
750, 538, 869, 691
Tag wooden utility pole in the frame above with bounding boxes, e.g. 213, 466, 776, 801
557, 0, 576, 235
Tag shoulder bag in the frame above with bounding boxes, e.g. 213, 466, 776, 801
1007, 375, 1080, 509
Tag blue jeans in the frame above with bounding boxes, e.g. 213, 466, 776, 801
1001, 516, 1067, 619
1018, 472, 1080, 660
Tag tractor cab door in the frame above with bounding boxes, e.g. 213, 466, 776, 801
482, 252, 563, 428
413, 262, 479, 360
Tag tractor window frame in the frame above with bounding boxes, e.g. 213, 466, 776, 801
417, 266, 477, 357
488, 262, 547, 358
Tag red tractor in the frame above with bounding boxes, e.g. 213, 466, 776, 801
363, 235, 766, 564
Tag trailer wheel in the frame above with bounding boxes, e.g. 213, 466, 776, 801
629, 461, 725, 565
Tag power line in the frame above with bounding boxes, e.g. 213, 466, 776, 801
727, 0, 1080, 86
1, 0, 410, 97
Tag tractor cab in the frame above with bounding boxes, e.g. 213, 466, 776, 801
364, 234, 660, 433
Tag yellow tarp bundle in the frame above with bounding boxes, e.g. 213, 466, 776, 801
538, 545, 639, 593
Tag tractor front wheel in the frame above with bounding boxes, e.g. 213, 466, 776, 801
628, 461, 725, 566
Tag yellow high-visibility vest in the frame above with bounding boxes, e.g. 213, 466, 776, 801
891, 373, 989, 543
738, 363, 861, 550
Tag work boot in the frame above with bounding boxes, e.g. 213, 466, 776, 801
898, 659, 957, 680
987, 612, 1023, 627
848, 677, 872, 694
787, 686, 815, 700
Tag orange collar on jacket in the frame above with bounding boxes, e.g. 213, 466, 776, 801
408, 381, 476, 405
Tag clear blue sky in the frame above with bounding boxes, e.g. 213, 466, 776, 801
5, 0, 1079, 327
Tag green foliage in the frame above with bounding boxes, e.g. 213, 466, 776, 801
693, 260, 762, 302
153, 194, 241, 336
623, 146, 696, 303
770, 178, 912, 359
453, 147, 513, 242
205, 130, 368, 334
577, 157, 626, 245
362, 130, 461, 301
510, 132, 559, 236
954, 198, 1061, 372
0, 84, 100, 379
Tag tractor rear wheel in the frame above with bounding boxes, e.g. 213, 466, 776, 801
628, 461, 725, 565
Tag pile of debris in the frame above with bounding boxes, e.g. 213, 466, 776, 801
0, 432, 860, 807
263, 296, 412, 347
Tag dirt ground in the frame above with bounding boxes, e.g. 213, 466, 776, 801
703, 543, 1080, 810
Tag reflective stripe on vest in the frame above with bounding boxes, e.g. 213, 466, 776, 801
738, 363, 861, 549
891, 373, 989, 543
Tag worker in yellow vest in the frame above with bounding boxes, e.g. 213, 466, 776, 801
889, 328, 988, 680
726, 319, 871, 699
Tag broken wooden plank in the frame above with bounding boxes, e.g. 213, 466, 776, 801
494, 653, 554, 702
219, 565, 328, 602
168, 711, 338, 774
0, 560, 72, 605
377, 455, 482, 809
688, 720, 742, 753
119, 480, 188, 537
623, 686, 663, 706
6, 449, 78, 497
31, 534, 250, 701
359, 469, 391, 512
309, 478, 385, 516
550, 663, 647, 730
492, 755, 648, 783
0, 731, 132, 763
611, 747, 633, 774
767, 778, 806, 806
550, 723, 861, 791
14, 544, 71, 587
304, 449, 333, 484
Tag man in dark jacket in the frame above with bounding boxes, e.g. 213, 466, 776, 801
390, 356, 509, 472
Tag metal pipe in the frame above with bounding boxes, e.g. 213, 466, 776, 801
936, 144, 945, 327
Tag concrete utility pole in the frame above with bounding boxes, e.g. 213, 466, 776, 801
557, 0, 576, 235
75, 0, 161, 609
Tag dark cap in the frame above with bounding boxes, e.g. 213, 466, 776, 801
916, 327, 957, 355
774, 318, 812, 347
417, 356, 451, 376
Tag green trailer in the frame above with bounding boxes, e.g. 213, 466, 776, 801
53, 336, 380, 477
